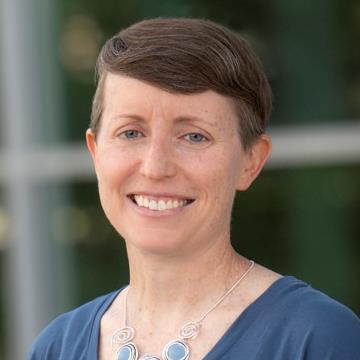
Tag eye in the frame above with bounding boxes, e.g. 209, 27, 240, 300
119, 129, 143, 139
183, 133, 208, 143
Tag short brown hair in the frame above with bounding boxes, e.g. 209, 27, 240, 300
90, 18, 272, 150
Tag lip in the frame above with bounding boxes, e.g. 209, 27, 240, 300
127, 192, 194, 201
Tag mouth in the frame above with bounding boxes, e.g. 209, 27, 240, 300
127, 194, 195, 211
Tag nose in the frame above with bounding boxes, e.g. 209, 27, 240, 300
139, 138, 177, 180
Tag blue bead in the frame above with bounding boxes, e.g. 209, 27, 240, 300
164, 341, 189, 360
116, 344, 137, 360
117, 347, 130, 360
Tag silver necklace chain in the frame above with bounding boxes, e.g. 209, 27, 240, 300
112, 260, 255, 359
195, 260, 255, 324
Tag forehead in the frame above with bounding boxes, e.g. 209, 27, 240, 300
102, 73, 239, 124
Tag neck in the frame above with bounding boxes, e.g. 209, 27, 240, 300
124, 238, 250, 327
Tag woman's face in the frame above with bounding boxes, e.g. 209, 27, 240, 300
87, 74, 269, 257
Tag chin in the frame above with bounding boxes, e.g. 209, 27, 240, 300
123, 230, 190, 257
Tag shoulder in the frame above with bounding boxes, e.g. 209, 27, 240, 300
230, 276, 360, 359
27, 290, 119, 360
279, 277, 360, 327
273, 277, 360, 358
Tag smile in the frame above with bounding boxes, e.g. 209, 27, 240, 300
128, 194, 195, 211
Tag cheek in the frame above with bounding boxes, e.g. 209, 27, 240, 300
95, 156, 131, 202
96, 162, 117, 191
191, 152, 238, 218
95, 157, 130, 228
96, 147, 136, 183
200, 150, 240, 191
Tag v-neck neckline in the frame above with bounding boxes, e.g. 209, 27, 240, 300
89, 276, 298, 360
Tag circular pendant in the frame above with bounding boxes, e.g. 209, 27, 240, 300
162, 340, 190, 360
115, 342, 138, 360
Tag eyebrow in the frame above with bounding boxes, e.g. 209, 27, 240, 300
173, 115, 219, 129
112, 113, 219, 128
112, 114, 144, 122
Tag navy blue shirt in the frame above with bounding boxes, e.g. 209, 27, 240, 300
27, 276, 360, 359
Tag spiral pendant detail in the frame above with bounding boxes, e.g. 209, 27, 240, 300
179, 321, 200, 340
112, 326, 136, 347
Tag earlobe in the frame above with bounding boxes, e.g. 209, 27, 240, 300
237, 134, 272, 191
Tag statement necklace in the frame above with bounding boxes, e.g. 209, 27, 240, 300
111, 260, 255, 360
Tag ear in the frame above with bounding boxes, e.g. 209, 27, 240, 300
86, 128, 97, 164
236, 134, 271, 191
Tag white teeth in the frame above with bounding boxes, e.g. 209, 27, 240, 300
166, 200, 173, 210
132, 195, 191, 211
158, 200, 166, 211
149, 200, 158, 210
134, 195, 144, 206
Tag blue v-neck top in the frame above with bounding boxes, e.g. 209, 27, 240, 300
27, 276, 360, 359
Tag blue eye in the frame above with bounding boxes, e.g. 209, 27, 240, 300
120, 130, 142, 139
184, 133, 207, 143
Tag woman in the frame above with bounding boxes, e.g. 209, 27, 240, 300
28, 18, 360, 360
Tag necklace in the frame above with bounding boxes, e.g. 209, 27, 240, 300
111, 260, 255, 360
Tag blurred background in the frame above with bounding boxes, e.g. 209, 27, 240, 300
0, 0, 360, 359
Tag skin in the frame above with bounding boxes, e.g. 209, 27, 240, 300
86, 73, 280, 359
